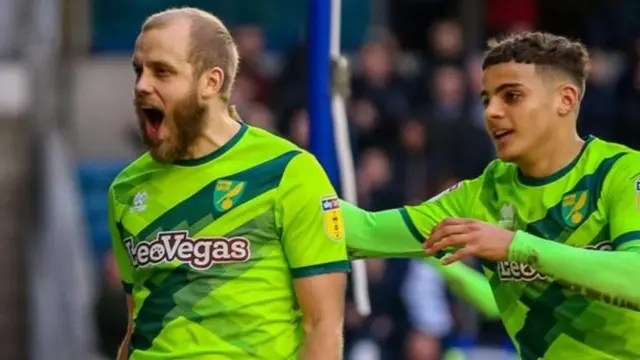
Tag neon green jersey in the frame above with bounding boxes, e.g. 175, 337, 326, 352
108, 123, 350, 360
343, 136, 640, 360
401, 137, 640, 360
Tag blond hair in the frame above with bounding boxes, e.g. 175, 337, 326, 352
142, 7, 239, 102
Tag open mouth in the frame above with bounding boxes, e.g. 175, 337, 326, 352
139, 105, 165, 142
492, 129, 514, 141
141, 107, 165, 131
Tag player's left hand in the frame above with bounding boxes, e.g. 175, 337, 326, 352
424, 218, 515, 265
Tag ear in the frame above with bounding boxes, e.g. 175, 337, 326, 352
199, 67, 225, 99
557, 83, 580, 117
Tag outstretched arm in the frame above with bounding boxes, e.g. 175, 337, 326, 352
342, 176, 485, 259
341, 201, 428, 259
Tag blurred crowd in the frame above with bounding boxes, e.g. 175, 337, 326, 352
95, 1, 640, 359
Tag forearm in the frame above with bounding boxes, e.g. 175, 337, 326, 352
117, 334, 131, 360
426, 258, 500, 319
341, 201, 428, 259
300, 323, 342, 360
510, 231, 640, 306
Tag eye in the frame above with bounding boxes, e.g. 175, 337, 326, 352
504, 91, 521, 104
133, 65, 142, 79
155, 67, 172, 78
481, 97, 490, 108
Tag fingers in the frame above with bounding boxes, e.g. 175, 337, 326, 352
425, 218, 475, 249
426, 233, 472, 255
441, 247, 474, 265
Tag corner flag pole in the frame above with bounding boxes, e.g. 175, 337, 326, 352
308, 0, 371, 316
329, 0, 371, 317
308, 0, 339, 185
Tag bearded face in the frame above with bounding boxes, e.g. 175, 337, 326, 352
135, 86, 206, 163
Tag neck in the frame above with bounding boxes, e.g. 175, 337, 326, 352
187, 105, 241, 159
517, 129, 584, 179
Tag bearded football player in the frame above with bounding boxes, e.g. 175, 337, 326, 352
109, 7, 349, 360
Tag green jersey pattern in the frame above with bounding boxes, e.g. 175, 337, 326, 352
108, 123, 350, 360
402, 137, 640, 360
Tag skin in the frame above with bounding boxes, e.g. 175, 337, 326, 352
121, 16, 346, 360
425, 61, 584, 263
480, 62, 583, 177
131, 17, 240, 164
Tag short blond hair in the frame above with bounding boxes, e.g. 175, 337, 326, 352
142, 7, 239, 102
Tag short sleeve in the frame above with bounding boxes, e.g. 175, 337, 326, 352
108, 186, 135, 293
605, 153, 640, 250
275, 152, 350, 279
402, 174, 484, 241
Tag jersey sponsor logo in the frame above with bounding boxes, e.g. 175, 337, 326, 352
214, 180, 246, 212
131, 191, 148, 213
123, 231, 251, 270
561, 190, 589, 228
497, 261, 547, 281
321, 195, 344, 241
497, 241, 613, 282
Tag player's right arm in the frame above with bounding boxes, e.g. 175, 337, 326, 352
117, 295, 134, 360
342, 176, 499, 315
108, 185, 137, 360
342, 176, 483, 259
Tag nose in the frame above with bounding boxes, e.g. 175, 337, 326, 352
134, 71, 153, 97
484, 98, 505, 121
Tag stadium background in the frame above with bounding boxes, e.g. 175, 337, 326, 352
0, 0, 638, 359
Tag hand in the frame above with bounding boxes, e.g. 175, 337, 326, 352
424, 218, 515, 265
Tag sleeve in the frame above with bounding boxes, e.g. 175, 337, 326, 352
402, 176, 483, 240
343, 176, 484, 259
108, 186, 135, 293
275, 152, 350, 279
510, 232, 640, 307
424, 258, 500, 319
605, 152, 640, 249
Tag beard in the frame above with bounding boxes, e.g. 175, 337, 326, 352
137, 89, 206, 164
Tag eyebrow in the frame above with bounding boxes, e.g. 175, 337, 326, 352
480, 82, 524, 98
131, 59, 176, 70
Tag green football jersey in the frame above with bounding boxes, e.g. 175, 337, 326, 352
401, 136, 640, 359
108, 123, 350, 360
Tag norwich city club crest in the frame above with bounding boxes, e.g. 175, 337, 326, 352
321, 196, 345, 241
214, 180, 246, 212
561, 190, 589, 228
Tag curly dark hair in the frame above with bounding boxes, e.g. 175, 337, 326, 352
482, 31, 590, 93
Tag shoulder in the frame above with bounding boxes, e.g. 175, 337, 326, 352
243, 125, 304, 154
473, 159, 516, 187
484, 159, 514, 177
587, 138, 640, 178
109, 152, 160, 200
243, 125, 326, 170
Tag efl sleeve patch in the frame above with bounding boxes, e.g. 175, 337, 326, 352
321, 196, 344, 241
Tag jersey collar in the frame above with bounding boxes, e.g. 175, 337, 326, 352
517, 135, 595, 187
174, 122, 248, 167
